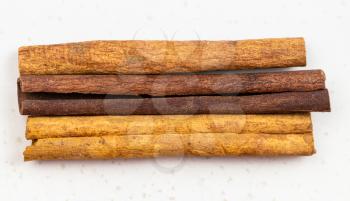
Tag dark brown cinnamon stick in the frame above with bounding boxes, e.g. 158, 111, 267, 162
18, 85, 330, 116
19, 70, 325, 96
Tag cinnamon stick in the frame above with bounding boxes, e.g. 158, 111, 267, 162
19, 38, 306, 75
19, 70, 325, 96
18, 87, 331, 116
24, 133, 315, 161
26, 114, 312, 139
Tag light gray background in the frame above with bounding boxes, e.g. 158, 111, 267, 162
0, 0, 347, 200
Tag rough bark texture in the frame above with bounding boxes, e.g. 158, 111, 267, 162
18, 87, 330, 116
26, 113, 312, 139
19, 38, 306, 75
19, 70, 325, 96
24, 133, 315, 161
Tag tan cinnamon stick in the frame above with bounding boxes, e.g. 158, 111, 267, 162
19, 38, 306, 75
26, 114, 312, 139
19, 70, 325, 96
24, 133, 315, 161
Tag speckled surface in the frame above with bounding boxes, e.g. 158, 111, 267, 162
0, 0, 346, 200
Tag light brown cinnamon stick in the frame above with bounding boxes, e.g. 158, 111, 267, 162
19, 70, 325, 96
19, 38, 306, 75
26, 114, 312, 139
24, 133, 315, 161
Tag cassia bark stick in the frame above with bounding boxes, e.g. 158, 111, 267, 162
24, 133, 315, 161
26, 113, 312, 139
19, 70, 325, 96
18, 87, 331, 116
19, 38, 306, 75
